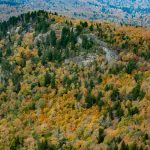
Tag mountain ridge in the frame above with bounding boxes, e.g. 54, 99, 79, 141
0, 0, 150, 27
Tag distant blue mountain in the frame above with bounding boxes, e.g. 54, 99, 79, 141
0, 0, 150, 27
0, 1, 21, 5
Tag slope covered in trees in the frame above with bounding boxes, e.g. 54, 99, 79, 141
0, 10, 150, 149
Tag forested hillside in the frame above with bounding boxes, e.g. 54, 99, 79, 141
0, 10, 150, 149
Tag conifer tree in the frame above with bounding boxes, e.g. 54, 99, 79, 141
50, 30, 57, 47
60, 27, 70, 48
98, 128, 105, 144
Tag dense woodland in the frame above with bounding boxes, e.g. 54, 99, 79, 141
0, 10, 150, 150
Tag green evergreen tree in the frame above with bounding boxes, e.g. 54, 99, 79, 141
97, 75, 102, 84
110, 89, 120, 101
60, 27, 70, 48
76, 25, 83, 35
126, 60, 137, 74
96, 91, 104, 110
128, 142, 138, 150
47, 50, 53, 61
41, 53, 47, 65
128, 106, 139, 116
10, 136, 23, 150
82, 35, 93, 49
120, 141, 128, 150
50, 30, 57, 47
74, 92, 82, 102
70, 28, 77, 49
130, 84, 145, 100
38, 48, 43, 57
44, 72, 51, 87
45, 34, 51, 46
6, 47, 12, 56
98, 128, 105, 144
85, 93, 96, 108
80, 21, 88, 28
89, 24, 94, 31
51, 75, 56, 89
0, 49, 2, 63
